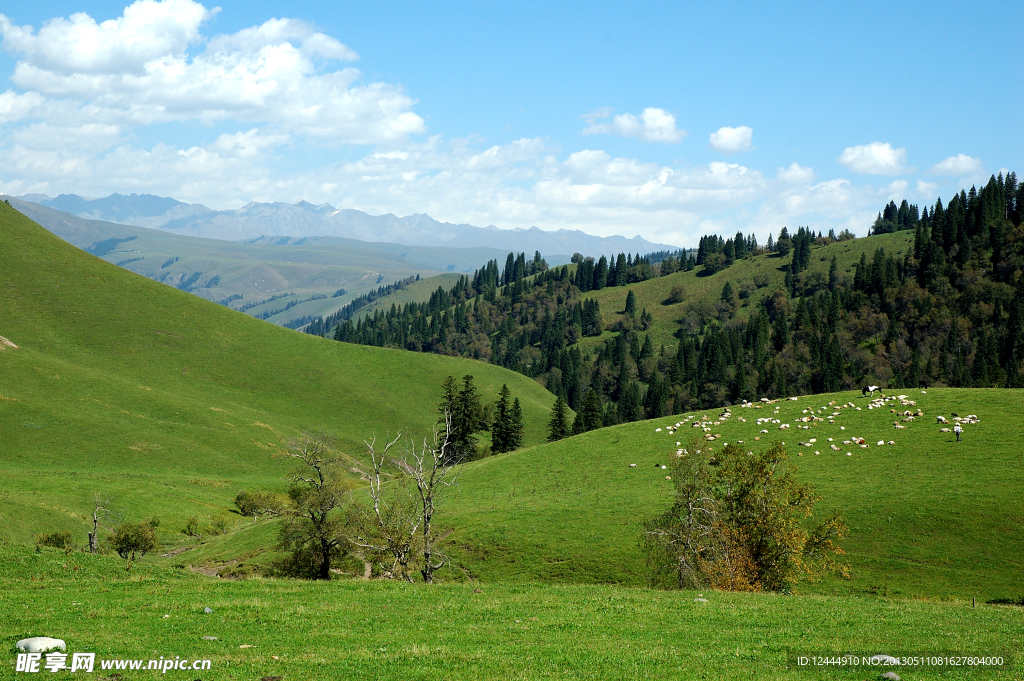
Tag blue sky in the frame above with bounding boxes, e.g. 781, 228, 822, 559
1, 0, 1021, 246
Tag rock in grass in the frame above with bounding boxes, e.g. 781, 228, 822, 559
693, 597, 708, 603
16, 637, 66, 653
204, 607, 213, 614
202, 636, 218, 641
879, 672, 900, 681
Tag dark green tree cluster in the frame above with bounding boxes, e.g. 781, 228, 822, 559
571, 251, 660, 291
490, 384, 524, 454
332, 264, 606, 368
437, 375, 488, 462
696, 231, 760, 274
320, 171, 1024, 442
870, 199, 920, 234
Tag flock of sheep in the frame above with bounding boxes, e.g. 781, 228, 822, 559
641, 389, 978, 469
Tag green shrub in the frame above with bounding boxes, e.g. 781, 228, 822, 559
183, 516, 200, 538
37, 531, 75, 552
108, 522, 157, 562
234, 490, 283, 519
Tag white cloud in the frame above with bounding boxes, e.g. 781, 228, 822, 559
885, 180, 908, 201
838, 142, 907, 175
930, 154, 982, 175
0, 90, 44, 123
0, 2, 422, 144
915, 180, 938, 198
0, 0, 214, 75
709, 126, 752, 154
0, 5, 917, 247
776, 162, 814, 184
582, 107, 685, 143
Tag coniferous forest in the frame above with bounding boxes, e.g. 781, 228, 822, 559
307, 172, 1024, 436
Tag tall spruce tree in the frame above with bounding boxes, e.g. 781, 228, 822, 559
439, 375, 486, 462
491, 384, 513, 454
509, 398, 524, 450
624, 289, 637, 316
547, 395, 570, 442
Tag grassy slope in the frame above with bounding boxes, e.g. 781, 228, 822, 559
3, 546, 1020, 681
349, 273, 464, 322
435, 387, 1024, 600
0, 204, 558, 548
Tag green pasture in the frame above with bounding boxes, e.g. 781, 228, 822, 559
431, 387, 1024, 600
2, 546, 1020, 681
0, 203, 559, 549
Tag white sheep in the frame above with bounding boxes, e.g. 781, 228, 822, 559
936, 415, 948, 424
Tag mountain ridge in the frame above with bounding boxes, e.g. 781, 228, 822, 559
21, 192, 678, 256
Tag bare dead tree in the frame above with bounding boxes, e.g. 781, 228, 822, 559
350, 433, 423, 582
87, 493, 117, 553
410, 412, 463, 583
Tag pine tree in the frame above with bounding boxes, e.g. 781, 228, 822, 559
580, 388, 603, 432
624, 289, 637, 316
438, 375, 486, 462
509, 398, 524, 450
491, 384, 512, 453
547, 395, 570, 442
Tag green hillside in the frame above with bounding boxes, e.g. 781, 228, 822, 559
351, 272, 465, 321
0, 203, 559, 547
434, 387, 1023, 600
174, 385, 1023, 601
580, 231, 914, 350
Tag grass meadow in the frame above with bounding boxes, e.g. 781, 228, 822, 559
2, 203, 1022, 679
0, 204, 559, 549
3, 546, 1021, 681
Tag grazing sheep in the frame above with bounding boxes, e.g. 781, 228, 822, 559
895, 425, 906, 429
629, 463, 637, 468
936, 415, 948, 424
940, 427, 950, 433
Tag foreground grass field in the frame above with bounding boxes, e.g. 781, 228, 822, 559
0, 204, 559, 548
3, 546, 1021, 681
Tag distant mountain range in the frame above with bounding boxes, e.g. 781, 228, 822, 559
18, 193, 678, 257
